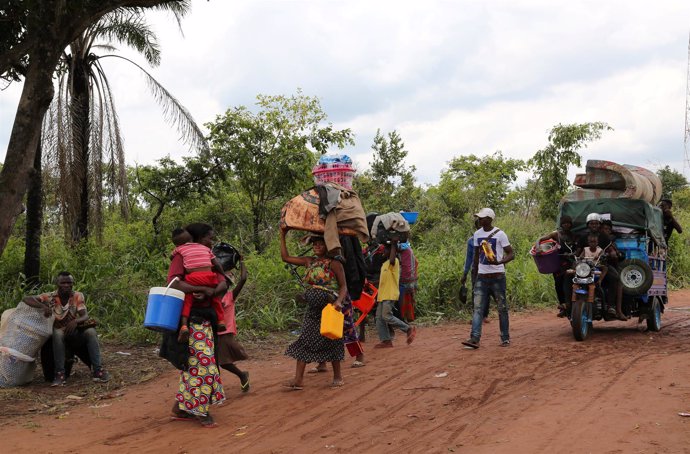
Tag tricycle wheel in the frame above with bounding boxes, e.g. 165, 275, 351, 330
571, 298, 592, 341
619, 259, 653, 296
646, 296, 662, 332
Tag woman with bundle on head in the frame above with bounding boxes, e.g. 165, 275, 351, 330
279, 229, 347, 390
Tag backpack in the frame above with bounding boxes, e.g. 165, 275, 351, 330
212, 242, 241, 271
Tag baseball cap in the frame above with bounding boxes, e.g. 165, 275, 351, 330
585, 213, 600, 223
475, 208, 495, 219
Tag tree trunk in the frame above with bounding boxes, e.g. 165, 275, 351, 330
24, 136, 43, 285
252, 206, 262, 253
0, 51, 57, 260
0, 0, 189, 260
71, 56, 91, 243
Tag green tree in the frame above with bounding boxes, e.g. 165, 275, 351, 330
355, 129, 418, 213
0, 0, 191, 260
504, 178, 540, 219
207, 92, 354, 252
43, 9, 205, 244
529, 122, 612, 220
656, 165, 688, 199
134, 155, 221, 235
437, 151, 525, 218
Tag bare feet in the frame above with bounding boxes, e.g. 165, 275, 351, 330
373, 341, 393, 348
197, 413, 218, 428
406, 326, 417, 345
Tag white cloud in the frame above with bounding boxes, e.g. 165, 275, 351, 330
2, 0, 690, 186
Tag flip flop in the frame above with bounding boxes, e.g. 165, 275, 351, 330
307, 367, 327, 374
330, 379, 345, 388
282, 382, 304, 391
197, 414, 218, 428
171, 415, 195, 422
240, 371, 250, 393
351, 360, 365, 368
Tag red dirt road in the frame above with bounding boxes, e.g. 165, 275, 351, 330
2, 292, 690, 454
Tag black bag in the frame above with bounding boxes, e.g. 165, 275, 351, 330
212, 242, 241, 271
159, 305, 220, 371
339, 235, 366, 300
375, 221, 409, 245
459, 284, 468, 304
159, 331, 187, 371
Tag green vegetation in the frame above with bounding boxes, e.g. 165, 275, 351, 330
3, 192, 687, 345
2, 77, 688, 344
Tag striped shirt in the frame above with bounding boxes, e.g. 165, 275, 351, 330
173, 243, 215, 270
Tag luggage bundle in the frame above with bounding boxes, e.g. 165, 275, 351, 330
564, 160, 662, 205
0, 302, 54, 387
311, 154, 356, 190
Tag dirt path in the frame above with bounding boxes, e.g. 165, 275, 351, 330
2, 292, 690, 454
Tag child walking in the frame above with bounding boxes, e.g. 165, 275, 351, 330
217, 257, 251, 392
171, 227, 228, 341
374, 239, 417, 348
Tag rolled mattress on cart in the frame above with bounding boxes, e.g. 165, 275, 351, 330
568, 160, 662, 205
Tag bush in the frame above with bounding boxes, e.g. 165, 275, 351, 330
412, 214, 556, 321
1, 206, 687, 344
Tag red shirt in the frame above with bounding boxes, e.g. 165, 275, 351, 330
217, 292, 237, 335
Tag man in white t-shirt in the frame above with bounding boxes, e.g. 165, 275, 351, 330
462, 208, 514, 349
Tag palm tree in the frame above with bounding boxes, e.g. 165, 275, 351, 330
41, 9, 206, 243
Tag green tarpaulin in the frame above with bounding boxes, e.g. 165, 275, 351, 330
558, 198, 665, 247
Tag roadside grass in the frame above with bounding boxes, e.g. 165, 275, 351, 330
1, 210, 687, 343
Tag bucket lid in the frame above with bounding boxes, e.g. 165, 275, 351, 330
149, 287, 185, 299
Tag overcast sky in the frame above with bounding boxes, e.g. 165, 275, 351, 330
2, 0, 690, 185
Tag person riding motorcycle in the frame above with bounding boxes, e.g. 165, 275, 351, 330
574, 213, 625, 320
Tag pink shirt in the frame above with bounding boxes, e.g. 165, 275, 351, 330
172, 243, 215, 270
217, 292, 237, 335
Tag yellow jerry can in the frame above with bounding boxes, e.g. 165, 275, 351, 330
320, 303, 344, 340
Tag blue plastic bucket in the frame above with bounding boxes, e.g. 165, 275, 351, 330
400, 211, 419, 224
144, 287, 185, 332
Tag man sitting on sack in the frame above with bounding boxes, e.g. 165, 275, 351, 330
23, 271, 110, 386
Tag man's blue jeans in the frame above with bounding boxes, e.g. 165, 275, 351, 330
52, 327, 103, 373
470, 275, 509, 342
